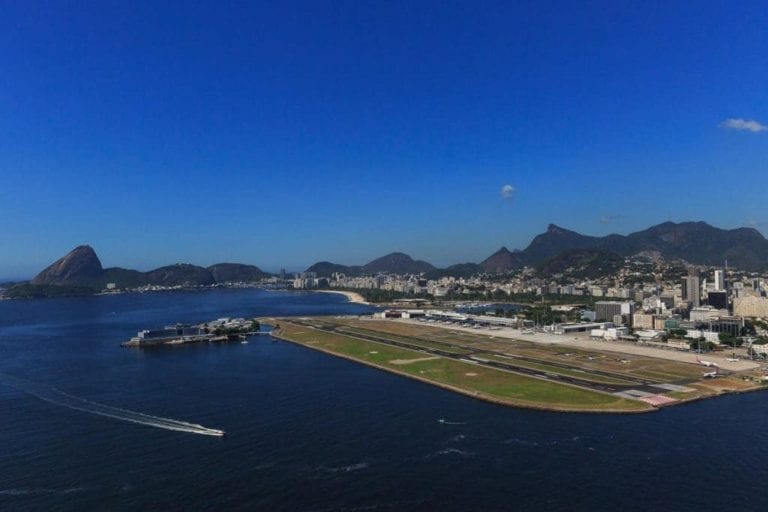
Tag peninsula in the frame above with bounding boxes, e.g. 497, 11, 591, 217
3, 245, 270, 299
266, 315, 767, 414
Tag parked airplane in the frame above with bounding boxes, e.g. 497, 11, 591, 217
696, 356, 719, 368
703, 370, 719, 378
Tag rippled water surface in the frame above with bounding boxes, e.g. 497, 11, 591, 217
1, 289, 766, 511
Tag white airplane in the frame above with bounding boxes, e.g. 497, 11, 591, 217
703, 370, 719, 378
696, 356, 719, 368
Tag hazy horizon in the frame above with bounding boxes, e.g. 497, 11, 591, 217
2, 1, 766, 277
4, 217, 767, 280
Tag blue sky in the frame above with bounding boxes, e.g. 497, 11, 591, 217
1, 1, 767, 277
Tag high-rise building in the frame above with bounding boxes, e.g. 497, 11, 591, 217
707, 290, 728, 310
714, 269, 725, 291
595, 301, 634, 322
682, 270, 701, 307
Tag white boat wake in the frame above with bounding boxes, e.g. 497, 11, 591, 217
0, 373, 224, 437
437, 418, 466, 425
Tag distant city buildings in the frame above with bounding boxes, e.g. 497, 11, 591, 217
292, 271, 323, 289
282, 248, 768, 353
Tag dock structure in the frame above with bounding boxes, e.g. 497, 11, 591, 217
122, 318, 260, 347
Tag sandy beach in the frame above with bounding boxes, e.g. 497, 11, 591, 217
314, 289, 369, 304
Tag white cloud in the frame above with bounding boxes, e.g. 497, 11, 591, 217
500, 184, 515, 199
720, 118, 767, 133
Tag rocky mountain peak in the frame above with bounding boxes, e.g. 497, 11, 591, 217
30, 245, 104, 286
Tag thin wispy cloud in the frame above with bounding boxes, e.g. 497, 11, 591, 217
500, 184, 515, 200
720, 118, 767, 133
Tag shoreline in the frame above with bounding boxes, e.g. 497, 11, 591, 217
267, 320, 655, 414
312, 289, 369, 305
265, 317, 768, 414
270, 329, 652, 414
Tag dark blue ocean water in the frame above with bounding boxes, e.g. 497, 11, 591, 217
1, 289, 767, 511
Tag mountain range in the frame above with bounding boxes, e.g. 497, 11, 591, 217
6, 221, 768, 298
522, 222, 768, 271
306, 252, 435, 277
14, 245, 269, 296
305, 221, 768, 275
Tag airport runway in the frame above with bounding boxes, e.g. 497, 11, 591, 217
287, 319, 679, 396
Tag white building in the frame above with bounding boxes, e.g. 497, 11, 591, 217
590, 326, 629, 340
555, 322, 613, 334
684, 330, 720, 344
690, 306, 723, 322
635, 330, 663, 342
714, 269, 725, 291
605, 327, 629, 340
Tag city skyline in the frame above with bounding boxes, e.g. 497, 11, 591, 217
2, 1, 767, 276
